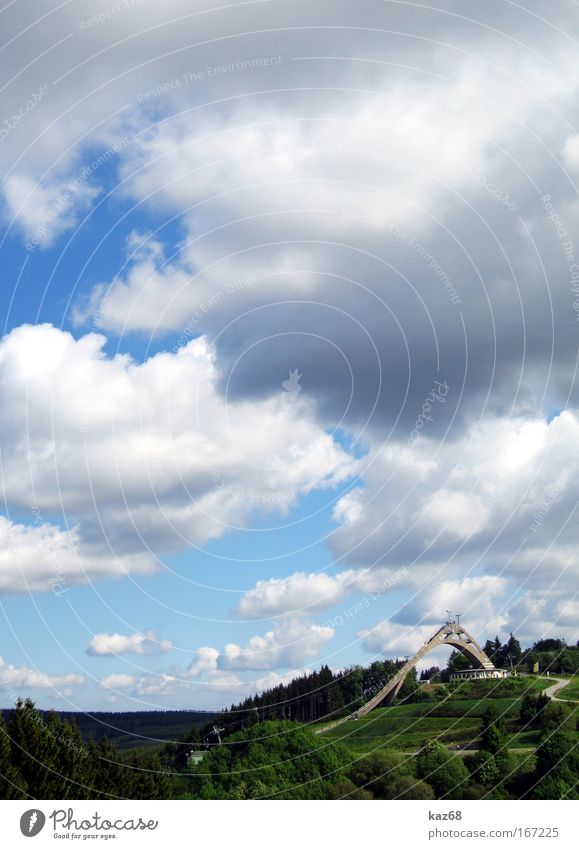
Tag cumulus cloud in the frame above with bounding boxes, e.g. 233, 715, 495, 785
218, 619, 335, 671
87, 630, 173, 657
234, 566, 411, 619
358, 575, 508, 664
180, 619, 335, 677
99, 673, 136, 691
0, 323, 355, 593
0, 515, 153, 595
358, 620, 440, 659
59, 35, 579, 446
330, 411, 579, 577
95, 618, 334, 704
3, 2, 579, 443
98, 663, 303, 703
504, 590, 579, 648
3, 1, 579, 709
77, 59, 578, 349
0, 657, 84, 692
80, 84, 494, 333
3, 173, 99, 249
391, 576, 508, 631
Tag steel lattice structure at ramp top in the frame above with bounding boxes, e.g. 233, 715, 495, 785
353, 620, 496, 718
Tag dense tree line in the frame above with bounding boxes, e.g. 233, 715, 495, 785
2, 687, 578, 800
438, 633, 579, 679
0, 699, 172, 799
483, 633, 523, 669
478, 634, 579, 675
2, 633, 578, 800
0, 708, 215, 749
188, 706, 579, 800
521, 638, 579, 675
222, 660, 419, 734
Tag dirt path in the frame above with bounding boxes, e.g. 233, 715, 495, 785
451, 747, 534, 756
316, 675, 577, 738
539, 676, 574, 701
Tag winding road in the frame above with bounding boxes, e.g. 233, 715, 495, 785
540, 676, 573, 701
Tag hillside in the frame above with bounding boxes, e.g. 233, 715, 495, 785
0, 708, 217, 751
319, 676, 579, 756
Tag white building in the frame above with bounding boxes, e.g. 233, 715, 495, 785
449, 667, 508, 682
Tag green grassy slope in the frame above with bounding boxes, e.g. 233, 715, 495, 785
558, 676, 579, 701
320, 676, 578, 755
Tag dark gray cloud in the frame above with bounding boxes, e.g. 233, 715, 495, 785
3, 0, 579, 621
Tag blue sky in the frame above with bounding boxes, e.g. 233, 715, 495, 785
0, 0, 578, 711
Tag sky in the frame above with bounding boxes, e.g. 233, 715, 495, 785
0, 0, 578, 711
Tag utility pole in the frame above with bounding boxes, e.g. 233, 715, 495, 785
212, 725, 225, 745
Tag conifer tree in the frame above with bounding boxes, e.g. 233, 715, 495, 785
0, 712, 26, 799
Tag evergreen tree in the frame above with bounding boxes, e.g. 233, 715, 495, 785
45, 711, 91, 799
0, 712, 26, 799
7, 699, 61, 798
125, 751, 173, 799
470, 703, 512, 792
519, 693, 549, 728
479, 704, 510, 771
485, 636, 502, 665
420, 666, 440, 681
447, 650, 471, 672
88, 737, 129, 799
483, 639, 495, 659
506, 633, 522, 665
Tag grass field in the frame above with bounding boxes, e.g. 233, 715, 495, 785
558, 676, 579, 701
320, 676, 578, 756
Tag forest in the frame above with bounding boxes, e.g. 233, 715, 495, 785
0, 633, 578, 800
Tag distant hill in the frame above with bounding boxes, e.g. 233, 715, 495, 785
1, 708, 217, 751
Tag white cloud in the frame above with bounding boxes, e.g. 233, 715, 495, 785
98, 661, 304, 704
95, 619, 336, 706
2, 2, 579, 710
183, 619, 335, 675
218, 618, 335, 671
394, 576, 508, 630
359, 575, 508, 656
87, 630, 173, 656
0, 657, 84, 692
330, 412, 579, 580
99, 673, 136, 691
234, 566, 411, 619
562, 134, 579, 173
0, 515, 153, 595
358, 620, 437, 659
80, 71, 560, 334
505, 590, 579, 647
3, 173, 99, 249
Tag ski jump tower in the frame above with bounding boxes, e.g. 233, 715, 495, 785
352, 614, 499, 718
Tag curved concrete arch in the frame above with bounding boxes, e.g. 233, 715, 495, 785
354, 621, 495, 718
441, 637, 494, 668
